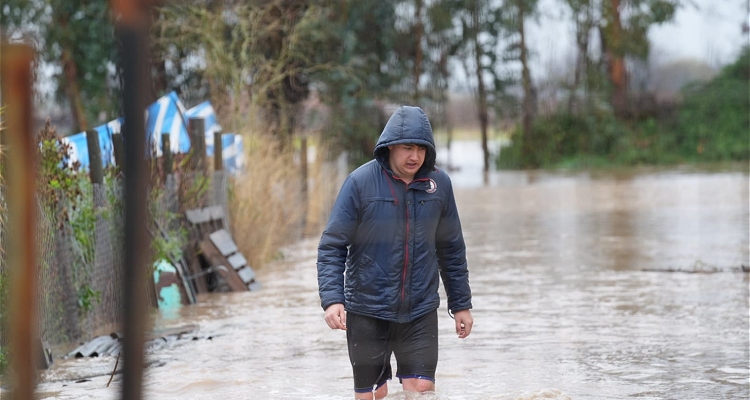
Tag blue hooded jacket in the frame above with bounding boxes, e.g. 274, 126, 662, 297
317, 106, 472, 323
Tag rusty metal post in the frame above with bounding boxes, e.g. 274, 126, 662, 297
110, 1, 154, 399
1, 43, 39, 400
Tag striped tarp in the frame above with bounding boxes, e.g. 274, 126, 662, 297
145, 91, 191, 156
62, 92, 243, 173
61, 118, 122, 169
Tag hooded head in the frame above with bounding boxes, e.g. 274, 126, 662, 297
373, 106, 437, 177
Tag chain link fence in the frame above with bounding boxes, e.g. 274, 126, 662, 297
0, 170, 229, 353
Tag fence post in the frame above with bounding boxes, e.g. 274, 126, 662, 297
112, 132, 125, 171
162, 133, 172, 175
189, 118, 206, 172
1, 42, 40, 398
112, 0, 153, 398
300, 135, 308, 234
214, 131, 223, 172
86, 129, 104, 186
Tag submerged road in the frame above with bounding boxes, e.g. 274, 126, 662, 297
35, 142, 749, 400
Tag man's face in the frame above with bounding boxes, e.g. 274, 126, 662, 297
388, 143, 426, 182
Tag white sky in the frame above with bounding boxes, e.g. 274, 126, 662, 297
529, 0, 748, 75
648, 0, 748, 66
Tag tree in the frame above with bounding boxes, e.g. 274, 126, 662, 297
153, 0, 340, 146
441, 0, 505, 174
599, 0, 679, 116
1, 0, 120, 133
563, 0, 598, 114
502, 0, 540, 165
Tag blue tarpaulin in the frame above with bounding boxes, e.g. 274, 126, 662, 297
63, 92, 243, 173
61, 118, 122, 169
145, 91, 191, 156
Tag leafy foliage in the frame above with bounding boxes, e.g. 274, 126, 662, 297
498, 45, 750, 169
1, 0, 120, 132
674, 46, 750, 161
36, 121, 101, 310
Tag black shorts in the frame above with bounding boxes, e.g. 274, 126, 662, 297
346, 310, 438, 393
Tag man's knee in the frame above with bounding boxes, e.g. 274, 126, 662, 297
354, 383, 388, 400
402, 377, 435, 392
374, 383, 388, 399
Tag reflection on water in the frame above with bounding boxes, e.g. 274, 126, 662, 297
33, 141, 748, 400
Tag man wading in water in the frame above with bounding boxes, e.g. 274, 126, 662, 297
317, 105, 474, 399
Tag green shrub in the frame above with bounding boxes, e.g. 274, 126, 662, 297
498, 46, 749, 169
675, 46, 749, 161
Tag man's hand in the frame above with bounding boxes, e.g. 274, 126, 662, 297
324, 303, 347, 330
453, 309, 473, 338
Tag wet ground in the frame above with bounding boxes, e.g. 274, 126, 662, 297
31, 141, 750, 399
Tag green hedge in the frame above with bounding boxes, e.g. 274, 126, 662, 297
498, 46, 749, 169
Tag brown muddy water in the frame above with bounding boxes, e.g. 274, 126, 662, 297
32, 142, 749, 399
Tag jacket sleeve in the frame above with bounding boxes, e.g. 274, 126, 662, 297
317, 175, 360, 311
435, 178, 472, 313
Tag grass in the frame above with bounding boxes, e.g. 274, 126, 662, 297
433, 127, 511, 147
228, 131, 339, 271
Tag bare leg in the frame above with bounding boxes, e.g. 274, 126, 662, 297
401, 377, 435, 393
374, 383, 388, 399
354, 383, 388, 400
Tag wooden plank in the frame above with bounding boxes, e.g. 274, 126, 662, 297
237, 266, 255, 284
186, 239, 209, 294
198, 239, 248, 292
227, 253, 247, 270
185, 208, 211, 224
209, 229, 238, 256
206, 205, 225, 221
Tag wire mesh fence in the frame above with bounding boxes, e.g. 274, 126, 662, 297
0, 170, 230, 353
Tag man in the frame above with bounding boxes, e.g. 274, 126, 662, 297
317, 105, 473, 399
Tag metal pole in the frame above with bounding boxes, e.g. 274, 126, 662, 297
110, 1, 153, 399
1, 43, 39, 400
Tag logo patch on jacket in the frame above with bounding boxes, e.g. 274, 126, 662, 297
426, 178, 437, 193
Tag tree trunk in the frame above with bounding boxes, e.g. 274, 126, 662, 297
151, 7, 168, 98
471, 6, 490, 174
61, 47, 88, 132
569, 5, 592, 115
604, 0, 628, 117
518, 2, 536, 164
413, 0, 423, 103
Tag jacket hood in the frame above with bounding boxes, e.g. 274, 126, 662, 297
374, 106, 437, 176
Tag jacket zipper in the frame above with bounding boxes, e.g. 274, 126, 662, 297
402, 203, 409, 301
385, 171, 430, 302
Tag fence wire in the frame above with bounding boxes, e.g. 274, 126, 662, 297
0, 171, 229, 353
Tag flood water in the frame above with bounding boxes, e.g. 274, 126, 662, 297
34, 141, 749, 400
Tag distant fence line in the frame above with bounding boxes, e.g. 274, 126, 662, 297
0, 115, 348, 360
62, 92, 244, 174
0, 113, 234, 354
0, 169, 229, 351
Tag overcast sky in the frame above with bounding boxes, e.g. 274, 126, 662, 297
530, 0, 748, 72
446, 0, 748, 93
648, 0, 748, 66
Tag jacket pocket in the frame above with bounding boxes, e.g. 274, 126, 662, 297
351, 253, 393, 304
417, 197, 443, 218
